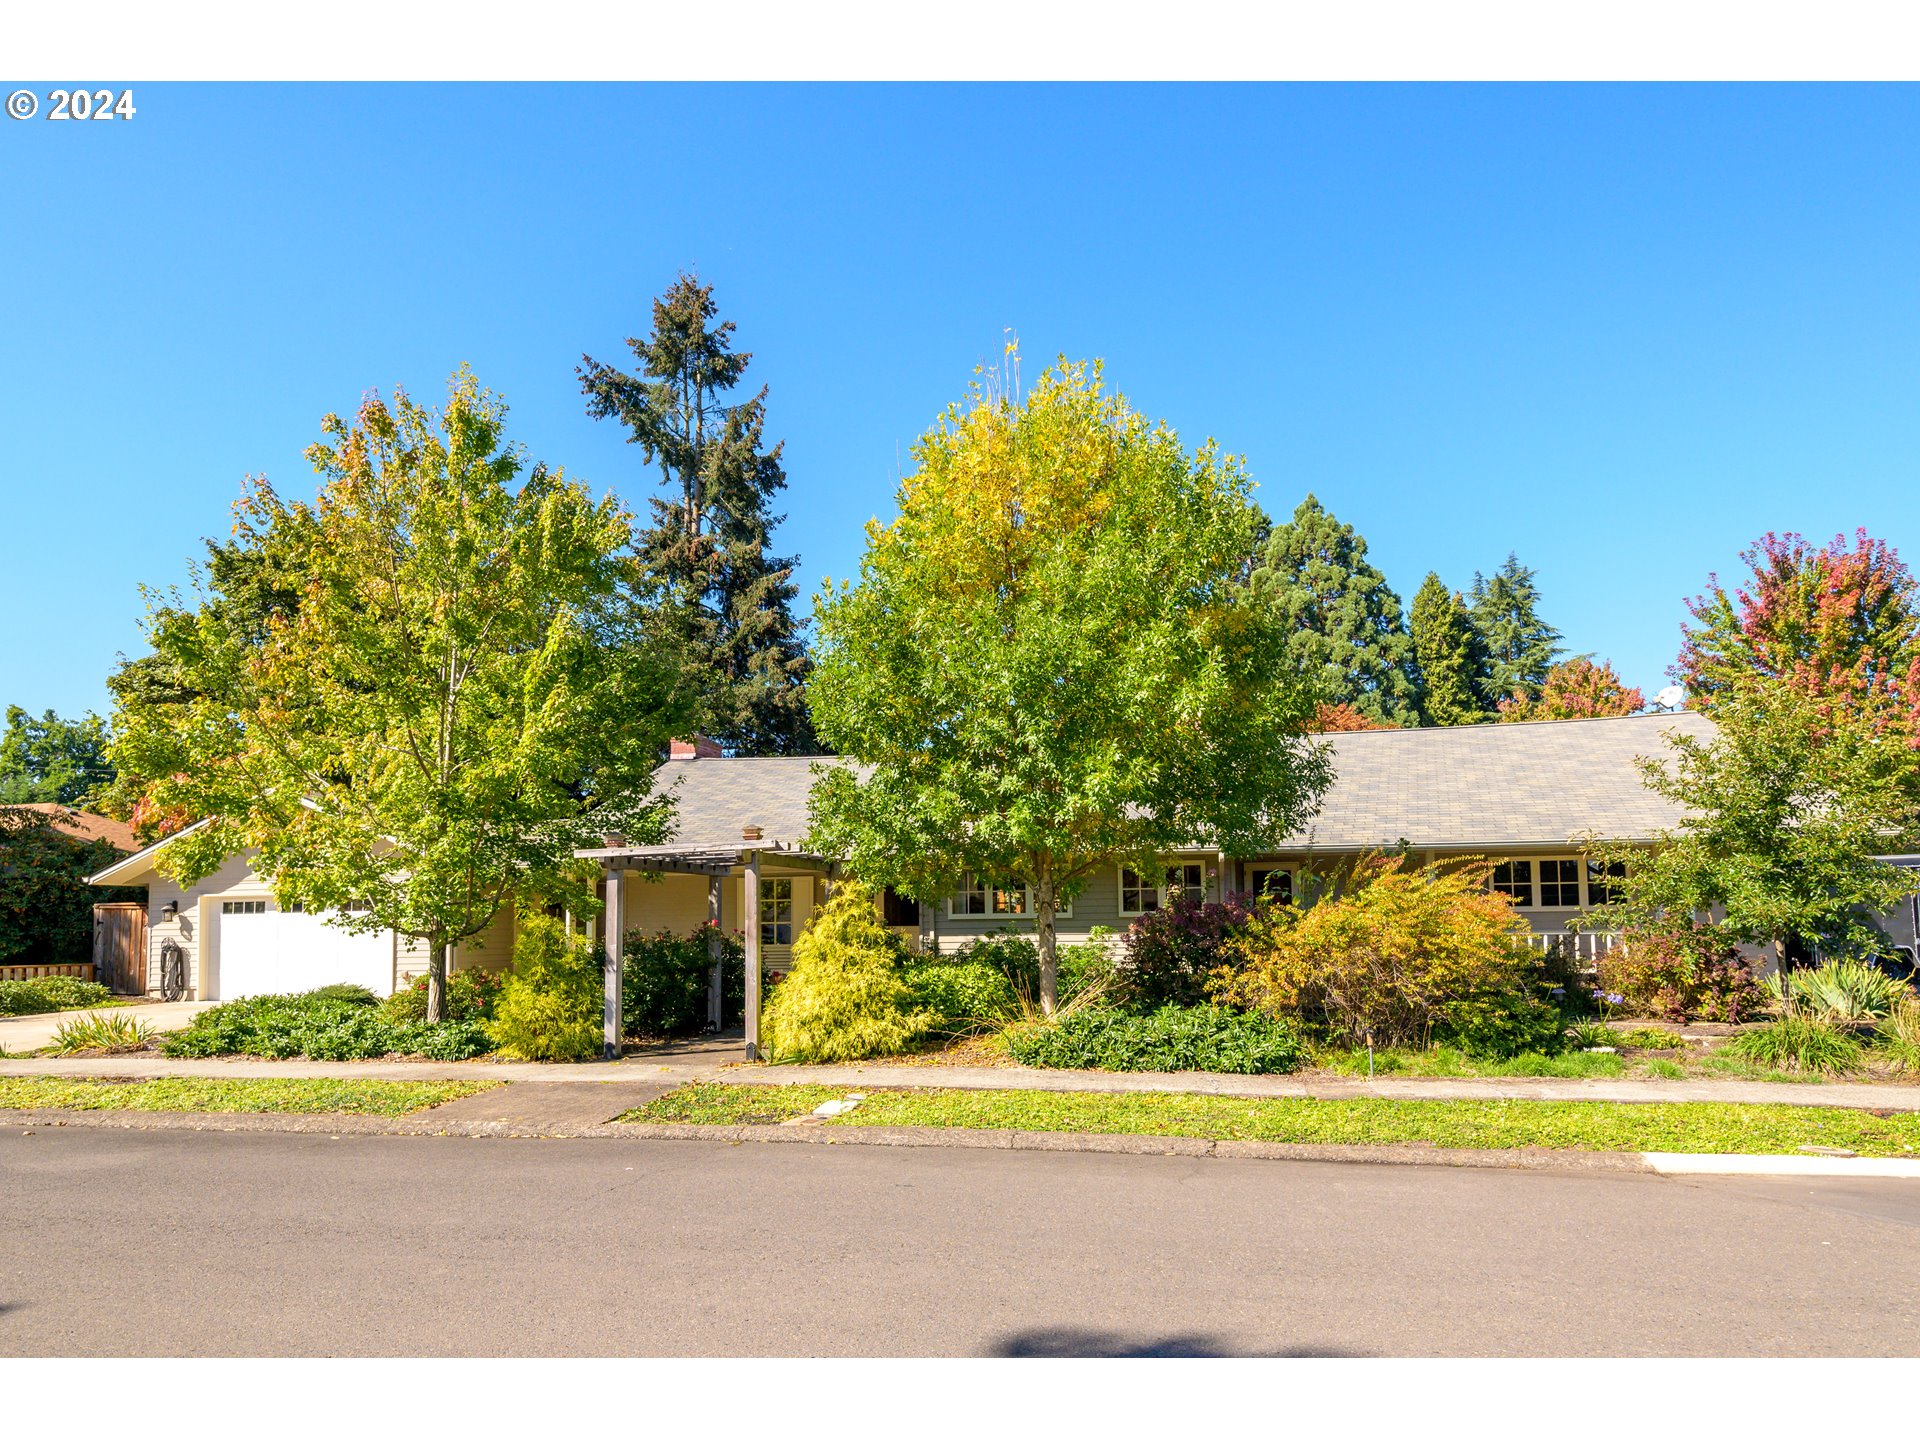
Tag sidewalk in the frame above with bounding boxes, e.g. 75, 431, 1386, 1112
6, 1034, 1920, 1112
0, 1000, 212, 1054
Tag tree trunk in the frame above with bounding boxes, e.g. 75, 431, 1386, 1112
427, 940, 449, 1024
1036, 874, 1058, 1017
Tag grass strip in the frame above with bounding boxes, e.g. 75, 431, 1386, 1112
0, 1075, 503, 1117
622, 1081, 1920, 1157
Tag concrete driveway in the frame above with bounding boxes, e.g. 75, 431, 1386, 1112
0, 1000, 212, 1054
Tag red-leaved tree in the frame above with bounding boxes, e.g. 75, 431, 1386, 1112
1497, 656, 1644, 722
1675, 530, 1920, 732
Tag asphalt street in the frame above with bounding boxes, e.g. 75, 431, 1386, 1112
4, 1127, 1918, 1356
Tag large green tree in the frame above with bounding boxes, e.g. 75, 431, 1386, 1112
807, 356, 1331, 1011
0, 707, 114, 806
110, 368, 696, 1019
1676, 529, 1920, 723
1245, 494, 1422, 727
0, 807, 140, 963
1600, 676, 1920, 959
1410, 573, 1490, 726
1468, 553, 1561, 708
579, 274, 815, 755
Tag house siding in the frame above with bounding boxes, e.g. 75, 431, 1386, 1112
613, 869, 819, 972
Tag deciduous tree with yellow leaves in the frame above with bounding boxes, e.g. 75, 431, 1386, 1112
806, 354, 1330, 1012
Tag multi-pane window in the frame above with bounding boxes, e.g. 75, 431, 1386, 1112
1586, 859, 1626, 906
221, 900, 266, 915
1539, 859, 1581, 908
1120, 862, 1211, 915
949, 875, 1029, 918
1490, 860, 1534, 907
760, 878, 794, 947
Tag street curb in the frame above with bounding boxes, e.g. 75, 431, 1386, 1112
4, 1107, 1649, 1171
1642, 1151, 1920, 1178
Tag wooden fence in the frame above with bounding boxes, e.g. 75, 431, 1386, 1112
0, 961, 96, 984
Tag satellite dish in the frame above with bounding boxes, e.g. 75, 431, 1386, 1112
1653, 684, 1685, 712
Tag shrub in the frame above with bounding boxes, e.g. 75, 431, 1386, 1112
1217, 855, 1544, 1051
487, 916, 605, 1062
1727, 1015, 1863, 1075
760, 880, 928, 1063
47, 1012, 156, 1054
1595, 925, 1767, 1023
620, 927, 743, 1038
902, 958, 1020, 1036
1434, 983, 1569, 1060
0, 976, 114, 1016
951, 931, 1116, 1010
1565, 1017, 1614, 1049
1613, 1026, 1687, 1050
381, 968, 503, 1025
1116, 894, 1260, 1010
160, 989, 493, 1060
308, 982, 381, 1006
1003, 1004, 1303, 1074
1783, 958, 1908, 1025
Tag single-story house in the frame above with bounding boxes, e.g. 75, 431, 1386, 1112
88, 714, 1712, 1033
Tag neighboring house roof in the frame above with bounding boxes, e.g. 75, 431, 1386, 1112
9, 802, 138, 854
85, 816, 214, 887
633, 710, 1714, 857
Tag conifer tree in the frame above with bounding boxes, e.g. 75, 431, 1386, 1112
1411, 572, 1490, 726
1246, 495, 1422, 727
579, 274, 816, 755
1468, 552, 1562, 708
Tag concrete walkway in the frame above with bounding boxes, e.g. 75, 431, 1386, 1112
4, 1031, 1920, 1112
0, 1000, 212, 1054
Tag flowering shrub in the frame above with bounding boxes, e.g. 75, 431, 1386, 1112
1116, 894, 1260, 1010
1216, 855, 1548, 1052
1595, 925, 1767, 1023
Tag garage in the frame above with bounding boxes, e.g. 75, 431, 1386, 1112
211, 899, 395, 1001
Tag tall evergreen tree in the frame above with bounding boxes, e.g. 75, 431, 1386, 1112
1246, 494, 1422, 727
1411, 572, 1490, 726
579, 275, 815, 755
1468, 552, 1562, 707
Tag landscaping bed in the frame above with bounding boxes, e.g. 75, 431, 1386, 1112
0, 1075, 503, 1116
622, 1080, 1920, 1157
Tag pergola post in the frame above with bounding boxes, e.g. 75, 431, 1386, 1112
603, 864, 623, 1062
743, 833, 762, 1062
706, 874, 724, 1031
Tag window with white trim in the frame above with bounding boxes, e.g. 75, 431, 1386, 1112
1585, 859, 1626, 907
1487, 856, 1620, 909
1538, 858, 1581, 908
760, 878, 795, 947
1119, 862, 1211, 916
1249, 867, 1294, 904
944, 875, 1071, 920
221, 900, 267, 915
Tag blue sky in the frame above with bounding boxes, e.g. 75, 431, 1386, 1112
5, 82, 1919, 720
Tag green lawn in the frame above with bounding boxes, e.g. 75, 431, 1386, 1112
623, 1080, 1920, 1157
0, 1076, 502, 1117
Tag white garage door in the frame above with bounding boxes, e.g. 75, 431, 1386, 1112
213, 900, 395, 1000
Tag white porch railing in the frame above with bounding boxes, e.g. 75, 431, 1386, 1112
1522, 931, 1622, 969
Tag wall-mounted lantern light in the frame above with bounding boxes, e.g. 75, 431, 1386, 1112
161, 900, 179, 921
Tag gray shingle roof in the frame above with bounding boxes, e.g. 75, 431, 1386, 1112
644, 710, 1712, 856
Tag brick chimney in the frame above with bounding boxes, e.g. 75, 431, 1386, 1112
669, 735, 725, 760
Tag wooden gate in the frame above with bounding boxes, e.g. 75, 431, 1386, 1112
92, 903, 149, 995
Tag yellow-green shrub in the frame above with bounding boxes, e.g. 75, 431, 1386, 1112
760, 879, 930, 1063
1216, 855, 1541, 1050
486, 915, 603, 1062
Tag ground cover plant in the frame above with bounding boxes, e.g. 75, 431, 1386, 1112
163, 987, 492, 1061
1726, 1014, 1865, 1075
624, 1081, 1920, 1157
1002, 1004, 1302, 1074
0, 1075, 501, 1115
0, 976, 115, 1016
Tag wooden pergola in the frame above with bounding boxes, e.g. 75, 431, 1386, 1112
576, 827, 839, 1061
